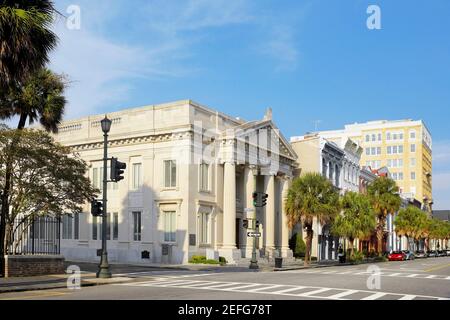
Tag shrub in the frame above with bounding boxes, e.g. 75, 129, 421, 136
189, 255, 206, 263
349, 250, 365, 264
289, 233, 306, 258
205, 259, 220, 265
219, 256, 227, 265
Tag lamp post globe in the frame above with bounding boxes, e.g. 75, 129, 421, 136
101, 116, 112, 134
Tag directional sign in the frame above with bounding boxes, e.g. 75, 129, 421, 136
247, 232, 261, 238
244, 208, 255, 212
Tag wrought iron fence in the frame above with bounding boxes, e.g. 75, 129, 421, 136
7, 216, 61, 255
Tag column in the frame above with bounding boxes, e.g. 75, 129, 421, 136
279, 177, 293, 258
264, 174, 275, 255
242, 166, 256, 258
219, 161, 240, 263
222, 162, 236, 249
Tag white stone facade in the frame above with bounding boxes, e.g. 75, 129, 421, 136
54, 100, 297, 265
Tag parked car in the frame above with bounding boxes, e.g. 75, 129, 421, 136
414, 250, 427, 259
402, 250, 415, 260
388, 251, 405, 261
427, 250, 438, 258
437, 250, 446, 257
446, 250, 450, 256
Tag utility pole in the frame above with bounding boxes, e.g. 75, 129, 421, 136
249, 173, 259, 270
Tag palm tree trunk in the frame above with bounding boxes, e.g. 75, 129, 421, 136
304, 228, 313, 266
348, 238, 354, 258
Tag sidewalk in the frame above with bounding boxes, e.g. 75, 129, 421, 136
0, 273, 132, 294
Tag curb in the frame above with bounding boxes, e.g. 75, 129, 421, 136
0, 277, 133, 294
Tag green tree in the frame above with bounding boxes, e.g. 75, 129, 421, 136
285, 173, 340, 266
395, 206, 429, 251
0, 0, 57, 88
367, 177, 401, 255
0, 128, 98, 255
331, 192, 376, 258
428, 219, 448, 251
0, 68, 66, 276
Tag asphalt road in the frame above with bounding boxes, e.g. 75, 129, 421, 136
1, 257, 449, 300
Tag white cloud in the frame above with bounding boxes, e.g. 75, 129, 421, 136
261, 25, 299, 72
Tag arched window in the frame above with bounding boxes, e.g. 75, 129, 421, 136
335, 164, 340, 187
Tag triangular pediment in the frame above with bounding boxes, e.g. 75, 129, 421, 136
228, 120, 298, 161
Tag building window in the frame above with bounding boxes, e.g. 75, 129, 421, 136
398, 145, 403, 154
378, 133, 382, 141
410, 130, 416, 140
132, 163, 142, 190
163, 211, 176, 242
411, 172, 416, 180
366, 148, 370, 156
62, 215, 73, 240
92, 216, 101, 240
371, 134, 376, 142
371, 147, 376, 155
411, 144, 416, 153
113, 212, 119, 240
132, 211, 142, 241
393, 146, 398, 154
198, 212, 210, 245
200, 162, 209, 191
399, 172, 404, 180
386, 132, 391, 140
377, 147, 381, 155
410, 158, 416, 167
164, 160, 177, 188
74, 213, 79, 240
399, 133, 404, 140
365, 135, 370, 142
387, 146, 392, 154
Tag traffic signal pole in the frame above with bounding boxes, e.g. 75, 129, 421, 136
97, 129, 112, 278
249, 173, 259, 270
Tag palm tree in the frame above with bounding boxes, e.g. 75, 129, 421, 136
285, 173, 340, 266
1, 68, 67, 131
395, 206, 428, 251
367, 177, 401, 255
0, 0, 57, 88
331, 192, 376, 258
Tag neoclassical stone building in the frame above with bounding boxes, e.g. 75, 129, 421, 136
54, 100, 297, 264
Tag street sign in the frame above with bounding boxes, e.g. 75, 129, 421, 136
244, 208, 255, 212
247, 232, 261, 237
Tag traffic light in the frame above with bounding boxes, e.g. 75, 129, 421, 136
91, 200, 103, 217
252, 192, 269, 207
261, 193, 268, 207
252, 192, 258, 207
243, 219, 249, 229
111, 157, 126, 182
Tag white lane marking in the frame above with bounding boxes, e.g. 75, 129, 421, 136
201, 282, 241, 289
406, 274, 419, 278
327, 290, 359, 299
425, 275, 437, 279
247, 285, 284, 292
222, 283, 262, 291
182, 281, 220, 288
399, 295, 416, 300
300, 288, 331, 296
272, 286, 306, 294
158, 280, 203, 287
361, 292, 387, 300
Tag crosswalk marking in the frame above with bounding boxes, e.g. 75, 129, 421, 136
426, 275, 437, 279
272, 286, 306, 294
223, 283, 262, 291
115, 278, 449, 301
361, 292, 386, 300
388, 273, 401, 277
327, 290, 358, 299
247, 285, 283, 292
406, 274, 419, 278
300, 288, 331, 296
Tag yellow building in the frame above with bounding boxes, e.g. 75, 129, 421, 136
315, 120, 433, 210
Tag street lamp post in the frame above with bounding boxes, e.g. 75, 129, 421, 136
97, 116, 112, 279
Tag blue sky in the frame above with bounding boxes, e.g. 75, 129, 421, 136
51, 0, 450, 208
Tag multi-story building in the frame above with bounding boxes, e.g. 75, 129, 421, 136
315, 120, 433, 211
53, 100, 297, 265
290, 134, 346, 261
